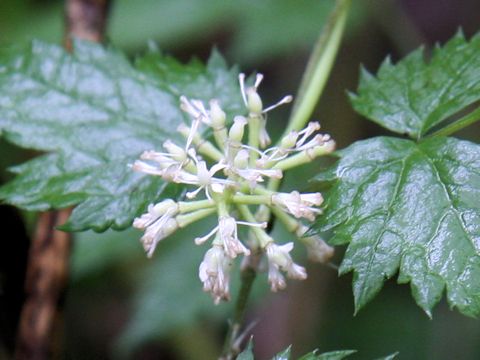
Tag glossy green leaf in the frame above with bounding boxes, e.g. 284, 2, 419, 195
238, 339, 255, 360
273, 345, 291, 360
315, 136, 480, 317
0, 40, 242, 231
313, 350, 357, 360
350, 32, 480, 139
374, 353, 399, 360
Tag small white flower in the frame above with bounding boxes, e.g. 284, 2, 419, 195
199, 245, 232, 304
180, 96, 212, 152
239, 73, 264, 115
133, 199, 179, 257
296, 225, 334, 263
265, 242, 307, 291
255, 122, 331, 168
133, 199, 178, 229
272, 191, 323, 221
180, 159, 233, 200
229, 149, 282, 188
131, 72, 333, 302
209, 99, 226, 130
195, 215, 266, 258
131, 159, 166, 176
267, 265, 287, 292
295, 122, 321, 149
218, 216, 251, 258
228, 116, 248, 143
238, 73, 292, 148
131, 139, 189, 178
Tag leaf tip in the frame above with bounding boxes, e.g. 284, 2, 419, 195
423, 308, 433, 319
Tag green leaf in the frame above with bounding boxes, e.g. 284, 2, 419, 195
315, 136, 480, 317
298, 349, 356, 360
350, 32, 480, 139
374, 353, 399, 360
315, 350, 357, 360
0, 40, 242, 231
273, 345, 291, 360
237, 338, 254, 360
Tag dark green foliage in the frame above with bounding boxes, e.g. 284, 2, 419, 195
351, 32, 480, 139
0, 40, 242, 231
315, 32, 480, 317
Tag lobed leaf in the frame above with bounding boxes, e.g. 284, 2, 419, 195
350, 32, 480, 139
0, 40, 243, 231
298, 349, 357, 360
315, 136, 480, 317
238, 339, 255, 360
273, 345, 292, 360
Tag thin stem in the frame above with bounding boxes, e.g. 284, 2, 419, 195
178, 199, 214, 213
248, 115, 261, 166
237, 205, 271, 247
178, 125, 224, 161
427, 106, 480, 138
285, 0, 351, 134
199, 140, 224, 161
272, 143, 334, 171
270, 207, 300, 233
232, 194, 271, 205
220, 255, 260, 360
213, 127, 228, 151
176, 208, 216, 228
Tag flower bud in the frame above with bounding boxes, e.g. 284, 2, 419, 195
163, 140, 187, 162
233, 149, 249, 169
229, 116, 247, 142
151, 199, 178, 217
209, 99, 226, 129
246, 87, 263, 115
280, 131, 299, 149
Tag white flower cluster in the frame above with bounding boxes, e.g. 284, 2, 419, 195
132, 73, 335, 304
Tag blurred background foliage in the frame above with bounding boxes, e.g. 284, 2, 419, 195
1, 0, 480, 359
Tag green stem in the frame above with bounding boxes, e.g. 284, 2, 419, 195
285, 0, 351, 134
270, 207, 300, 233
176, 208, 215, 228
272, 143, 334, 171
213, 127, 228, 151
178, 199, 214, 213
232, 194, 271, 205
237, 204, 271, 247
248, 115, 261, 166
220, 255, 260, 360
427, 106, 480, 138
178, 125, 224, 161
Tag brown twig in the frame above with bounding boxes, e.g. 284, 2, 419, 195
14, 1, 111, 359
64, 0, 111, 50
15, 211, 71, 360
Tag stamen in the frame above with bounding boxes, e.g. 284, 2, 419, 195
236, 220, 268, 228
238, 73, 247, 106
262, 95, 293, 113
195, 225, 219, 245
254, 73, 264, 89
